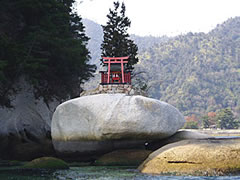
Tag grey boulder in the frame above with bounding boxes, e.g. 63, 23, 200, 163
0, 79, 58, 160
51, 94, 185, 159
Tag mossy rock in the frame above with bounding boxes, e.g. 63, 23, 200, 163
95, 149, 152, 166
139, 139, 240, 176
23, 157, 69, 169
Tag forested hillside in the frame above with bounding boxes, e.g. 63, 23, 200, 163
137, 17, 240, 117
83, 17, 240, 119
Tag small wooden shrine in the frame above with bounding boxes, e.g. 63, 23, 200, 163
100, 56, 131, 84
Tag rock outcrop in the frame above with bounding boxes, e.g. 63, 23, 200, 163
0, 79, 58, 160
80, 84, 146, 96
94, 149, 152, 166
146, 130, 211, 150
23, 157, 69, 169
51, 94, 185, 160
139, 138, 240, 176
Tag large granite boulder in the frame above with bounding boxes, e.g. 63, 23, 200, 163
139, 138, 240, 176
51, 94, 185, 160
0, 79, 58, 160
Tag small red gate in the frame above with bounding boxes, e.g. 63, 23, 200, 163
100, 57, 131, 84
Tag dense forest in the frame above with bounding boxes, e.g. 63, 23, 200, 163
136, 17, 240, 118
83, 17, 240, 123
0, 0, 95, 107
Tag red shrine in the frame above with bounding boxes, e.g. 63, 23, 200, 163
100, 56, 131, 84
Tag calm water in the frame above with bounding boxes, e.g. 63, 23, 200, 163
2, 136, 240, 180
1, 166, 240, 180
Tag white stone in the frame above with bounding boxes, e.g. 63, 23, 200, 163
129, 89, 135, 95
98, 85, 103, 91
51, 94, 185, 155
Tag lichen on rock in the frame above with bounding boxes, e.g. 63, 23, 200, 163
139, 138, 240, 176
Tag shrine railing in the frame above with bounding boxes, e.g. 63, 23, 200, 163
100, 71, 131, 84
101, 72, 108, 84
124, 72, 131, 84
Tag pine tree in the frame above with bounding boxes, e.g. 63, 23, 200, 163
101, 1, 138, 70
0, 0, 96, 107
217, 108, 239, 129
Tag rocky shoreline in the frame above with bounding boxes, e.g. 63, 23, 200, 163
1, 129, 240, 176
139, 137, 240, 176
183, 129, 240, 137
1, 84, 240, 176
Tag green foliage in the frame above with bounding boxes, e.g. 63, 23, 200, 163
199, 108, 239, 129
0, 0, 96, 106
101, 1, 138, 70
183, 121, 199, 129
201, 115, 210, 128
82, 17, 240, 122
133, 79, 148, 96
217, 108, 239, 129
200, 112, 218, 128
135, 17, 240, 117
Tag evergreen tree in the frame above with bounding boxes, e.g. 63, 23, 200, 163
0, 0, 96, 106
201, 115, 210, 128
101, 1, 138, 70
217, 108, 238, 129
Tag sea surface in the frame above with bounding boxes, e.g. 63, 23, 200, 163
1, 136, 240, 180
1, 166, 240, 180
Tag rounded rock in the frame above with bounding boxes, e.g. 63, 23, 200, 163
51, 94, 185, 158
139, 138, 240, 176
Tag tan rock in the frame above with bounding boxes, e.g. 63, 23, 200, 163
129, 89, 135, 95
139, 139, 240, 176
23, 157, 69, 169
98, 85, 103, 91
95, 149, 152, 166
116, 90, 124, 93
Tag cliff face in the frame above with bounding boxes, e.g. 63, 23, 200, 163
0, 79, 59, 160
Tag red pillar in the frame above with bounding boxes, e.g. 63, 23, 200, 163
107, 61, 111, 83
121, 58, 125, 83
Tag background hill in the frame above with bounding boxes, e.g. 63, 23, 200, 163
83, 18, 240, 120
